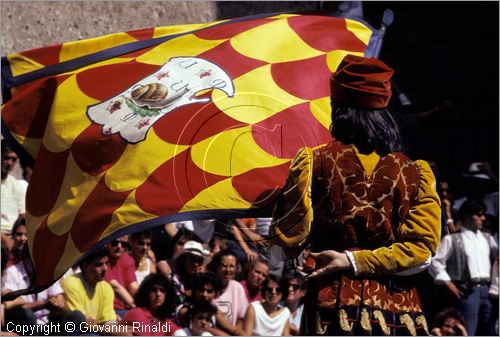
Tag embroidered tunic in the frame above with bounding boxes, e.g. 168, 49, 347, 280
270, 141, 441, 336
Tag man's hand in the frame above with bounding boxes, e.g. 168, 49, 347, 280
307, 250, 352, 279
444, 281, 464, 299
245, 249, 258, 262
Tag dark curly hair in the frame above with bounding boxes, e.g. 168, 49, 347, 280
191, 272, 224, 298
78, 248, 108, 269
134, 273, 178, 320
187, 299, 217, 321
207, 249, 238, 273
331, 104, 402, 156
433, 307, 465, 330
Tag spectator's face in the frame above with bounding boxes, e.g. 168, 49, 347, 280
218, 255, 237, 282
174, 235, 189, 257
131, 237, 151, 258
13, 225, 28, 251
442, 317, 460, 336
190, 311, 212, 336
1, 150, 18, 179
195, 283, 216, 302
264, 280, 282, 306
248, 262, 268, 288
286, 278, 305, 302
465, 211, 486, 231
184, 253, 205, 276
148, 284, 166, 311
84, 256, 109, 284
107, 237, 128, 259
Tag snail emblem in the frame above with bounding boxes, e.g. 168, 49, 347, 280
129, 83, 186, 110
87, 56, 235, 143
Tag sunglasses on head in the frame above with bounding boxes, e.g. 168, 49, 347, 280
265, 286, 282, 294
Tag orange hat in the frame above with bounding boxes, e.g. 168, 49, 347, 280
331, 54, 394, 109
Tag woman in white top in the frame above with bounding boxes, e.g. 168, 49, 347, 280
130, 230, 156, 285
282, 273, 306, 336
243, 274, 291, 336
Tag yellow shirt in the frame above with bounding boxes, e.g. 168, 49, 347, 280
61, 273, 117, 323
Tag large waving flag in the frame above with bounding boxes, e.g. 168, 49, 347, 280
1, 11, 383, 294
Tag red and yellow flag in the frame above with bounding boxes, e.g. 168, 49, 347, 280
1, 12, 381, 292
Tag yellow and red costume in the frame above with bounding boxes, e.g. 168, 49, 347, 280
270, 141, 441, 335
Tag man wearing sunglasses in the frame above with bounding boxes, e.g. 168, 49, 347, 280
1, 143, 27, 250
104, 236, 139, 318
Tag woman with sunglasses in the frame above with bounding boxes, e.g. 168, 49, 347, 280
121, 273, 180, 336
281, 273, 306, 336
242, 274, 291, 336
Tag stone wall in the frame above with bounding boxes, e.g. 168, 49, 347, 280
1, 1, 217, 55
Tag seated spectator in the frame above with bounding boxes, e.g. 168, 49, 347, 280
6, 218, 29, 267
173, 300, 217, 336
1, 242, 26, 331
207, 250, 249, 329
430, 307, 468, 336
61, 248, 118, 329
120, 273, 180, 336
1, 143, 26, 251
240, 258, 269, 303
171, 241, 210, 304
2, 240, 70, 327
105, 235, 139, 316
130, 230, 156, 285
177, 272, 243, 336
242, 274, 291, 336
281, 273, 306, 335
157, 228, 201, 279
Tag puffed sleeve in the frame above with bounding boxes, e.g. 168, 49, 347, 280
269, 147, 314, 258
351, 160, 442, 275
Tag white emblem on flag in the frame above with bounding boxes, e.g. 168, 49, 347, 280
87, 57, 235, 143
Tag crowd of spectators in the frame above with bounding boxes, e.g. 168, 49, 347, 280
1, 139, 499, 336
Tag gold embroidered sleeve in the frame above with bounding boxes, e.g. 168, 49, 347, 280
269, 147, 314, 258
352, 160, 442, 275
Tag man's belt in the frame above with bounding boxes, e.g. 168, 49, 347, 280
470, 278, 490, 286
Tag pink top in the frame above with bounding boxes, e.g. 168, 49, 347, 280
240, 279, 262, 303
120, 307, 179, 336
105, 253, 137, 309
213, 279, 249, 325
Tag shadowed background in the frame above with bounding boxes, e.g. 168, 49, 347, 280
2, 1, 498, 198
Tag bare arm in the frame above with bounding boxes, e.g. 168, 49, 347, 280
215, 309, 246, 336
231, 224, 258, 262
108, 279, 135, 309
157, 260, 172, 278
282, 320, 291, 336
242, 304, 255, 336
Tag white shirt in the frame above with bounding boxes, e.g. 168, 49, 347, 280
3, 262, 64, 324
171, 220, 215, 243
1, 174, 27, 234
251, 301, 290, 336
429, 228, 498, 283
